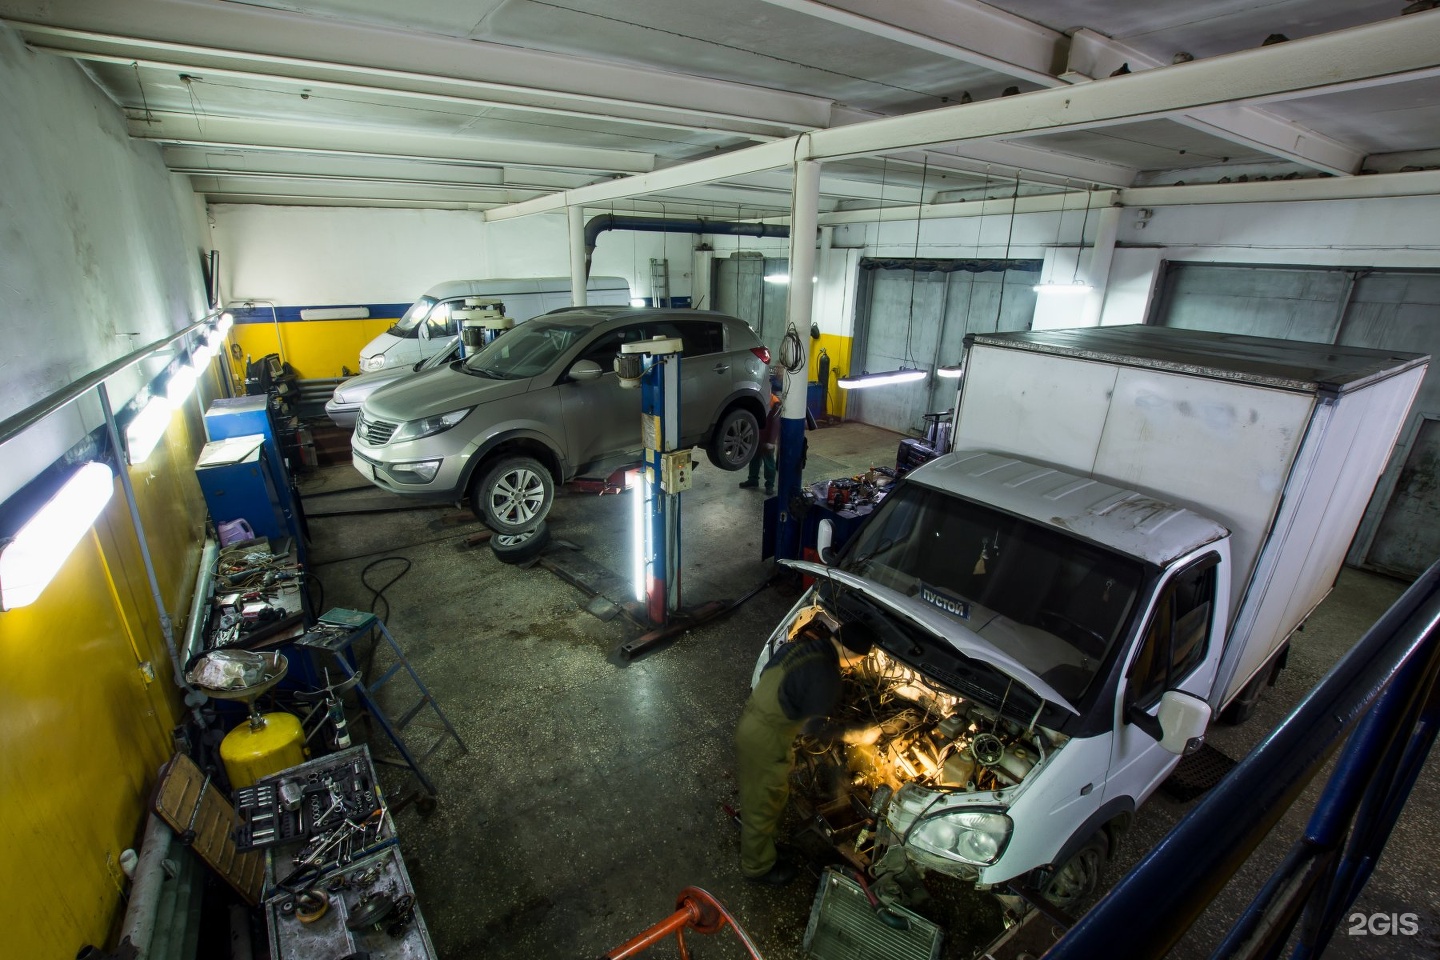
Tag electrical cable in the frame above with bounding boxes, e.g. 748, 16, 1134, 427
902, 157, 928, 371
360, 556, 411, 624
992, 172, 1021, 327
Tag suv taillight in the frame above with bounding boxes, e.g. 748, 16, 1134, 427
751, 346, 771, 364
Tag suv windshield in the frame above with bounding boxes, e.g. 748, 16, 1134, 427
388, 297, 438, 337
838, 483, 1145, 703
462, 318, 592, 380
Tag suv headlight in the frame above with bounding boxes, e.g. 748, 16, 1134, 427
910, 810, 1012, 865
390, 408, 473, 443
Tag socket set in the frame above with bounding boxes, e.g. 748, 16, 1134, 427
234, 754, 382, 852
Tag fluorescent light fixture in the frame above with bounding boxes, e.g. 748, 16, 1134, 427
166, 363, 199, 405
629, 297, 647, 307
837, 368, 928, 390
0, 462, 115, 610
125, 396, 174, 465
1033, 281, 1092, 295
216, 312, 234, 335
631, 471, 646, 602
764, 274, 789, 284
937, 365, 965, 379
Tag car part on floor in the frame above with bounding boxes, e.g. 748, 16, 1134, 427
803, 867, 943, 960
489, 520, 551, 565
602, 886, 765, 960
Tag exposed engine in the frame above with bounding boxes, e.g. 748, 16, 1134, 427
800, 649, 1051, 808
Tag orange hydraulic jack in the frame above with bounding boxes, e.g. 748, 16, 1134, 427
602, 887, 765, 960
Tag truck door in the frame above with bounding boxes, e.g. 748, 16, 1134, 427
1105, 553, 1223, 806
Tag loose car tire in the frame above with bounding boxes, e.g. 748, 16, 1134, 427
706, 407, 760, 471
472, 456, 554, 535
489, 521, 551, 565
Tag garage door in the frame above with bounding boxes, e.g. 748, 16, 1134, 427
1152, 263, 1440, 578
848, 258, 1041, 435
713, 255, 789, 362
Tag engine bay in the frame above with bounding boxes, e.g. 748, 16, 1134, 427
795, 649, 1058, 868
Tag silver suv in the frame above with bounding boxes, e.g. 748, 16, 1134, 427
352, 306, 770, 533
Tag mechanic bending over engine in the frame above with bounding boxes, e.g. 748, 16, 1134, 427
736, 619, 877, 886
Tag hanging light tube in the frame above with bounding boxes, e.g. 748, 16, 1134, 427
166, 361, 200, 405
216, 312, 234, 336
1033, 280, 1092, 294
0, 462, 115, 610
125, 395, 174, 465
837, 368, 928, 390
936, 365, 965, 379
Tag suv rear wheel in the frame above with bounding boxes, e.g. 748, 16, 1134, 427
706, 407, 759, 471
472, 456, 554, 534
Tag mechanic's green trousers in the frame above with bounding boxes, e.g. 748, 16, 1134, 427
735, 664, 805, 878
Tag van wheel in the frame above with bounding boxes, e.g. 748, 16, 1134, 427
490, 521, 551, 565
1040, 830, 1109, 909
472, 456, 554, 535
1221, 673, 1266, 725
707, 407, 759, 471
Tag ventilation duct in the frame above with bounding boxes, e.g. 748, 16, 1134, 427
583, 214, 790, 278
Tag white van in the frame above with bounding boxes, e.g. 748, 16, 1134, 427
358, 276, 632, 372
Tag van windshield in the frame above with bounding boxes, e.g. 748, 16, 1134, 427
838, 483, 1145, 704
462, 318, 592, 380
387, 297, 438, 337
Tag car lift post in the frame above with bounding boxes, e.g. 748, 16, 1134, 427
623, 335, 689, 627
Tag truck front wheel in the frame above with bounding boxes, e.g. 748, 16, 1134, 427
1039, 830, 1109, 909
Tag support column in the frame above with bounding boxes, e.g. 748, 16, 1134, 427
1081, 204, 1121, 327
776, 158, 820, 561
568, 205, 588, 307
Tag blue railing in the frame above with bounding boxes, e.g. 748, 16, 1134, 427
1048, 560, 1440, 959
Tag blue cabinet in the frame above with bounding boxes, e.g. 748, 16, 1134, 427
195, 435, 288, 540
204, 396, 306, 559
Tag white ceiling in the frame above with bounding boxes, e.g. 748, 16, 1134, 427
5, 0, 1440, 217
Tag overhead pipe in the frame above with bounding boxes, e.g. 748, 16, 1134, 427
581, 214, 790, 280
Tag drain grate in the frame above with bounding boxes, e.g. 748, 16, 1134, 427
1161, 743, 1238, 801
803, 868, 943, 960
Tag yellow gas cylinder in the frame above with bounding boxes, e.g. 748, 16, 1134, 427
221, 712, 307, 788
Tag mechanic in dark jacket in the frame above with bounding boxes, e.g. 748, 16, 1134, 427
735, 619, 876, 885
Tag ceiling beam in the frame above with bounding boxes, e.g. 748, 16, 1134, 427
485, 13, 1440, 222
3, 0, 830, 133
33, 44, 783, 142
751, 0, 1066, 87
1063, 29, 1366, 176
128, 112, 656, 174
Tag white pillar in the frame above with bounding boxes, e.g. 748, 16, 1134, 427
568, 205, 587, 307
1081, 204, 1122, 327
782, 160, 821, 420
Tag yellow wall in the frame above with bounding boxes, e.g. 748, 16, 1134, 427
2, 380, 211, 958
230, 317, 397, 380
810, 332, 854, 419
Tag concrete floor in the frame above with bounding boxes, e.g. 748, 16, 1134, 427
294, 421, 1437, 959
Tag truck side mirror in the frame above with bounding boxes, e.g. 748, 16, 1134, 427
817, 519, 835, 564
1157, 690, 1211, 755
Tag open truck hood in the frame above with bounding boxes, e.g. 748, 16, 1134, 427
781, 559, 1079, 715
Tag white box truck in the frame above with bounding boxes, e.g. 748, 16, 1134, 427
762, 325, 1427, 907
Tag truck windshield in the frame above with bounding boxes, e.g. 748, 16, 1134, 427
839, 483, 1146, 704
387, 297, 438, 337
462, 318, 591, 380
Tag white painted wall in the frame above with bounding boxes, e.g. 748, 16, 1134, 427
209, 205, 711, 307
0, 25, 209, 503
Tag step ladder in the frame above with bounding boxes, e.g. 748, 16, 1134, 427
649, 258, 671, 307
297, 608, 467, 798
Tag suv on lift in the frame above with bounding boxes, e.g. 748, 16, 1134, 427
351, 306, 770, 533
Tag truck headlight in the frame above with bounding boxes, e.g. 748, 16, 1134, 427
910, 810, 1012, 866
390, 408, 472, 443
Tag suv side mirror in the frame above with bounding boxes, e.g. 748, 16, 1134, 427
569, 359, 604, 381
1142, 690, 1211, 755
816, 519, 835, 564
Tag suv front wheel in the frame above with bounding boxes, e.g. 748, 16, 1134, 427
472, 455, 554, 534
706, 407, 759, 471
